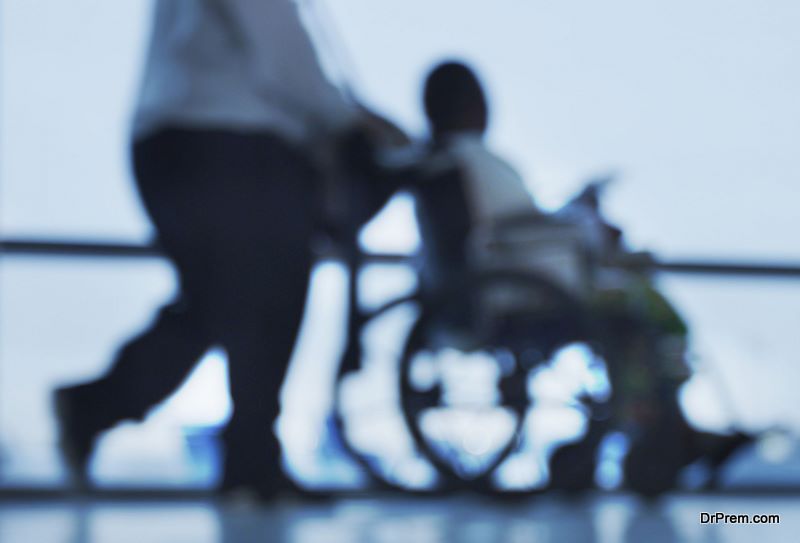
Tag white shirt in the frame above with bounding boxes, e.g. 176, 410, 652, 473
133, 0, 357, 142
437, 133, 537, 227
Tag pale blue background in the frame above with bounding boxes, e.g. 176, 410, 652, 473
1, 0, 799, 487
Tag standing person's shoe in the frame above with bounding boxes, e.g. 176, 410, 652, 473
219, 472, 325, 504
53, 386, 113, 490
219, 433, 334, 504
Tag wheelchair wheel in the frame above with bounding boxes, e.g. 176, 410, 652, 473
399, 271, 587, 490
332, 294, 441, 491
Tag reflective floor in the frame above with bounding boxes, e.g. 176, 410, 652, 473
1, 493, 797, 543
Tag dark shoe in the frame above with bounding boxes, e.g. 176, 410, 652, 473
219, 473, 334, 504
53, 386, 107, 490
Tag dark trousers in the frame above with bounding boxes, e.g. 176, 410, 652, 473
82, 127, 317, 487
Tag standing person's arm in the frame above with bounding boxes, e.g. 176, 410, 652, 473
222, 0, 359, 132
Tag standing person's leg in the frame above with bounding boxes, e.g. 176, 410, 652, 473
219, 252, 312, 495
55, 299, 213, 483
54, 129, 220, 484
56, 128, 318, 495
194, 132, 317, 496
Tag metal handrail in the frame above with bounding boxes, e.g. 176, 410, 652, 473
0, 239, 163, 258
2, 238, 800, 277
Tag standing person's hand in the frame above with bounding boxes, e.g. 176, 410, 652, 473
321, 107, 411, 236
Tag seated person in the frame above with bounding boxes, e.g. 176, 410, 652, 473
361, 61, 541, 292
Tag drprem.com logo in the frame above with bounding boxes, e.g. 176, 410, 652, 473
700, 512, 780, 525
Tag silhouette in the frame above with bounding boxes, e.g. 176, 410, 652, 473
345, 61, 539, 292
414, 62, 539, 294
54, 0, 374, 500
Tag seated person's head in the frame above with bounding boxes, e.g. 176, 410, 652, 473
423, 61, 488, 140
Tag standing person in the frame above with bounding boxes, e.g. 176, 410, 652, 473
54, 0, 369, 500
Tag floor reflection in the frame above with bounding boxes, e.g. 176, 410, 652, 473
0, 494, 797, 543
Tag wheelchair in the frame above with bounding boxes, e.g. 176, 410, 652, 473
330, 207, 608, 493
325, 127, 722, 495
